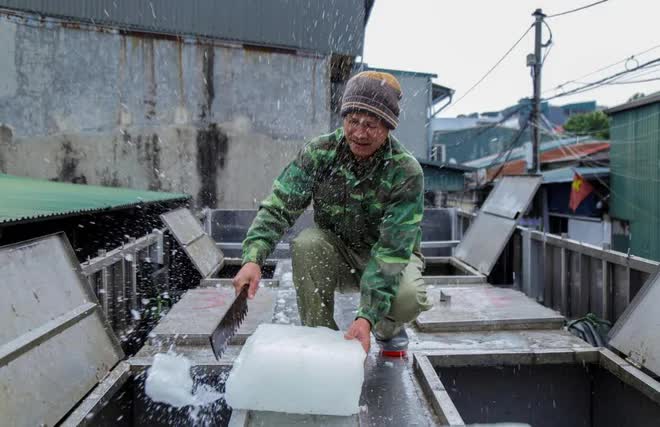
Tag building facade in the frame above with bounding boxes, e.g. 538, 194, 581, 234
0, 1, 372, 208
607, 92, 660, 260
361, 66, 451, 160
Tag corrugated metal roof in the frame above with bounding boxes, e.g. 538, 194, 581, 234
606, 91, 660, 114
466, 138, 607, 169
0, 0, 367, 55
0, 174, 189, 225
482, 142, 610, 181
364, 65, 438, 78
542, 142, 610, 164
542, 166, 609, 184
418, 159, 475, 172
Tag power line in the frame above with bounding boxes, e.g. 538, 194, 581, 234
543, 42, 660, 95
434, 106, 524, 147
614, 64, 660, 82
607, 76, 660, 85
544, 57, 660, 101
546, 0, 609, 19
480, 114, 532, 185
446, 25, 533, 112
489, 122, 531, 183
569, 67, 660, 87
532, 120, 660, 187
539, 126, 660, 220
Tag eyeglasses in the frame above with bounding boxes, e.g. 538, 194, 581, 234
344, 114, 383, 132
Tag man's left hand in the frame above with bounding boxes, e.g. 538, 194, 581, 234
344, 318, 371, 354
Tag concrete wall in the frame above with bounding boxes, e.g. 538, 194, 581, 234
0, 12, 333, 208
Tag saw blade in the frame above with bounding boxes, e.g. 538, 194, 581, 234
210, 286, 249, 360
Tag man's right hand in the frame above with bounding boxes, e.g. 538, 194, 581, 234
233, 262, 261, 299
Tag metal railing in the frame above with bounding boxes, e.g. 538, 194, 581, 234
80, 230, 166, 340
519, 229, 658, 322
457, 210, 659, 323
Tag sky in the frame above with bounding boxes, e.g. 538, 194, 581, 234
363, 0, 660, 117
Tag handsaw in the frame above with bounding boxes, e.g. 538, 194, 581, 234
210, 286, 249, 360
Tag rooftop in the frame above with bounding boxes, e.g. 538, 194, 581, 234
418, 159, 475, 172
606, 91, 660, 114
542, 166, 610, 184
0, 174, 190, 225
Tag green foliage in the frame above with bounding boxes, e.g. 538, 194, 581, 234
563, 110, 611, 139
628, 92, 646, 102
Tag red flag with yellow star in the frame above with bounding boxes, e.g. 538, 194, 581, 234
569, 172, 594, 212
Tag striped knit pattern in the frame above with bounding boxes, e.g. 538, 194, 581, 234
341, 71, 402, 129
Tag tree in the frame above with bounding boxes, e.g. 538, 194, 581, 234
563, 111, 610, 139
628, 92, 646, 102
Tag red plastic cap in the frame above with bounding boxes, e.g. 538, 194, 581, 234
381, 349, 407, 358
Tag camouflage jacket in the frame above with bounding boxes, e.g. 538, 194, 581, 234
242, 128, 424, 326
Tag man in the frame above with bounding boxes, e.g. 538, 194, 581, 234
233, 71, 431, 356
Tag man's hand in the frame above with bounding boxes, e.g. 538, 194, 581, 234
232, 262, 261, 299
344, 318, 371, 354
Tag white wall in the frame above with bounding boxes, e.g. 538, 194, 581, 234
568, 218, 611, 247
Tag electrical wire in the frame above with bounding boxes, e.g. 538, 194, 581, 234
488, 121, 531, 183
540, 20, 554, 66
543, 42, 660, 95
435, 106, 524, 150
559, 110, 660, 138
612, 64, 660, 83
545, 131, 660, 219
546, 0, 609, 19
606, 76, 660, 85
445, 25, 534, 112
480, 114, 532, 185
569, 64, 660, 86
541, 41, 554, 66
544, 57, 660, 101
532, 120, 660, 203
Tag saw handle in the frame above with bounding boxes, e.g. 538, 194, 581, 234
232, 262, 261, 299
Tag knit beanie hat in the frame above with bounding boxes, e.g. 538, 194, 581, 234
340, 71, 402, 129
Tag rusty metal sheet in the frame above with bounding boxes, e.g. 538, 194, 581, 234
609, 269, 660, 377
0, 233, 123, 427
161, 208, 224, 278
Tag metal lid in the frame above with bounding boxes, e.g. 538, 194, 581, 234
609, 269, 660, 377
160, 208, 224, 278
0, 233, 124, 426
455, 175, 542, 275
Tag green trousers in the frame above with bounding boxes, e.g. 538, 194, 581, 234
290, 227, 432, 339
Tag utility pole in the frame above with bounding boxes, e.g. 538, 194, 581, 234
528, 8, 546, 173
529, 8, 549, 233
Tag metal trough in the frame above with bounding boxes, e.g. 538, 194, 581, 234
414, 348, 660, 427
61, 339, 434, 427
414, 267, 660, 427
203, 207, 486, 286
160, 208, 279, 287
61, 360, 233, 427
63, 352, 357, 427
205, 208, 461, 259
422, 256, 486, 286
